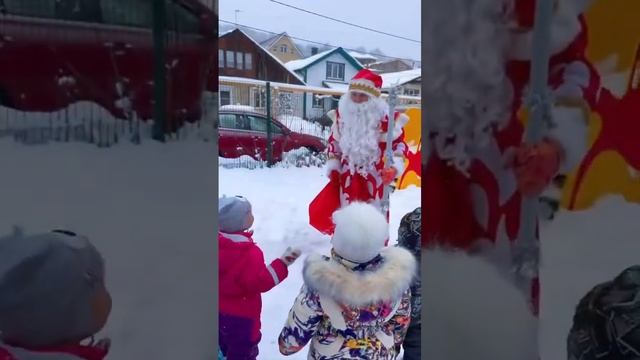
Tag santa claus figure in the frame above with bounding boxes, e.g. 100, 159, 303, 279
422, 0, 600, 315
309, 69, 409, 235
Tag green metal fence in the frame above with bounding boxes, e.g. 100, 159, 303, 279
0, 0, 217, 147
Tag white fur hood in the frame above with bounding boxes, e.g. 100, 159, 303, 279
303, 247, 417, 306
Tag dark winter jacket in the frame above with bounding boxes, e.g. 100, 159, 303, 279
397, 207, 422, 325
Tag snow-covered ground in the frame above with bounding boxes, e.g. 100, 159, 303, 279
219, 167, 420, 359
4, 135, 637, 359
0, 140, 217, 359
539, 196, 640, 359
422, 195, 640, 360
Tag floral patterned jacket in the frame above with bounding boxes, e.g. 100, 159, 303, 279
278, 247, 416, 359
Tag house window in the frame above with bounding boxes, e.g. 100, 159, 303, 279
312, 94, 324, 108
218, 49, 224, 68
404, 88, 420, 96
280, 44, 288, 53
326, 62, 345, 81
245, 53, 253, 70
251, 88, 267, 109
219, 86, 233, 106
225, 50, 235, 68
236, 51, 244, 70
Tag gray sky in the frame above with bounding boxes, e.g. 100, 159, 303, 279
219, 0, 421, 62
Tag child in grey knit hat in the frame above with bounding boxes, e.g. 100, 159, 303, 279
218, 195, 254, 233
218, 195, 301, 359
0, 228, 112, 360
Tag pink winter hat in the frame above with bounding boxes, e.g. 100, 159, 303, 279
331, 202, 388, 263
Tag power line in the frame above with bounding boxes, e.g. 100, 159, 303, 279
218, 20, 421, 65
269, 0, 421, 44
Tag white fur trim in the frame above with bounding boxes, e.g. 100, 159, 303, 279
330, 202, 388, 263
303, 247, 417, 306
379, 113, 408, 142
548, 105, 589, 173
325, 158, 341, 177
422, 248, 538, 360
555, 61, 591, 100
326, 109, 338, 124
392, 156, 405, 176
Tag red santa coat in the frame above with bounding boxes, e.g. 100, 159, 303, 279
309, 106, 409, 235
424, 13, 600, 250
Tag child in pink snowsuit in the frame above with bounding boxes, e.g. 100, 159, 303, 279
218, 196, 301, 360
0, 229, 112, 360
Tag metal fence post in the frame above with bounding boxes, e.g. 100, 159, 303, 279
266, 82, 273, 166
152, 0, 167, 142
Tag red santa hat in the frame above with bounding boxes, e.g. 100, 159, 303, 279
348, 69, 383, 98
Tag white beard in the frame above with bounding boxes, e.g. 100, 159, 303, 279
336, 94, 387, 176
423, 0, 514, 172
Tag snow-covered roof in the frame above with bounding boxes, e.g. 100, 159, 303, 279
380, 68, 421, 88
260, 33, 281, 47
285, 47, 364, 73
369, 58, 414, 67
218, 28, 235, 38
347, 51, 378, 61
285, 48, 335, 72
220, 28, 305, 85
260, 32, 304, 57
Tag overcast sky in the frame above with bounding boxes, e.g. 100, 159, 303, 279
219, 0, 421, 62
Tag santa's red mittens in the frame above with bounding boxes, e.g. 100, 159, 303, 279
381, 167, 398, 185
325, 158, 341, 178
511, 138, 563, 196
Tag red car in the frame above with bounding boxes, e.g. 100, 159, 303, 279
218, 108, 327, 163
0, 0, 216, 132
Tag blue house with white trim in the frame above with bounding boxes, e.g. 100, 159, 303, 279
285, 47, 363, 120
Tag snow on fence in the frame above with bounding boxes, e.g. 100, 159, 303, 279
0, 92, 216, 147
0, 1, 218, 148
218, 76, 421, 169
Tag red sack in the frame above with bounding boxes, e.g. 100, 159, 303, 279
309, 172, 341, 235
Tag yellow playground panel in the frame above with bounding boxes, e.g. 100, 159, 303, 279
559, 0, 640, 210
397, 107, 421, 190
